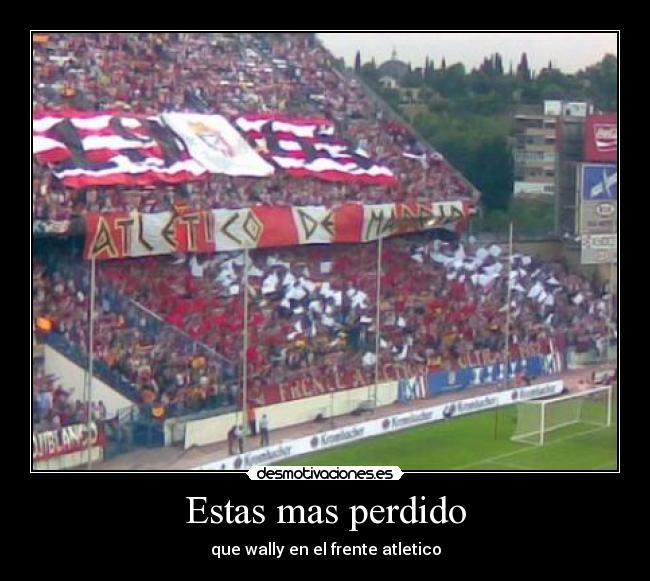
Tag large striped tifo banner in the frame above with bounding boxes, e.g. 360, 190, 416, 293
83, 201, 471, 260
33, 110, 396, 188
33, 110, 273, 188
234, 114, 398, 186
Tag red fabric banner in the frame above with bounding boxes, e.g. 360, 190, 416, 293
248, 362, 425, 406
33, 110, 208, 189
83, 212, 131, 260
33, 422, 106, 462
84, 201, 471, 260
234, 113, 399, 186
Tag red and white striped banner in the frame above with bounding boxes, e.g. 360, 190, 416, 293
33, 110, 274, 188
234, 113, 399, 186
33, 110, 208, 188
83, 201, 470, 260
33, 110, 398, 188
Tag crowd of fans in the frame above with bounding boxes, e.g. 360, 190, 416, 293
32, 32, 475, 223
33, 232, 616, 415
33, 251, 239, 420
32, 32, 615, 425
32, 358, 107, 433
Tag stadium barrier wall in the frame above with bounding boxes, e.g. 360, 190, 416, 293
566, 345, 617, 369
33, 446, 103, 470
43, 344, 134, 418
33, 420, 106, 470
33, 341, 44, 359
182, 380, 400, 450
194, 380, 564, 470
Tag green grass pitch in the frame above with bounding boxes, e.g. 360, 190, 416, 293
277, 397, 618, 470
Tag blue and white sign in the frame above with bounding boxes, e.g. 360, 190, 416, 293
582, 164, 617, 201
427, 354, 563, 397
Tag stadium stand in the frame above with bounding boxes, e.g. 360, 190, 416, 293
33, 32, 475, 224
34, 233, 615, 414
32, 32, 616, 428
32, 357, 107, 433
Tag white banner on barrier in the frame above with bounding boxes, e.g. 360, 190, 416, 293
194, 380, 563, 470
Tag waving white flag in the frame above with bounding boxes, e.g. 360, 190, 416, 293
162, 112, 274, 177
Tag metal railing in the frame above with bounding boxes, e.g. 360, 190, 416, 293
127, 298, 233, 367
96, 278, 239, 385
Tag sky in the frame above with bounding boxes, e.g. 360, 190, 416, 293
318, 32, 617, 74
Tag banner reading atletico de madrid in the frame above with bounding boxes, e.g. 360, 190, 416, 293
84, 201, 471, 260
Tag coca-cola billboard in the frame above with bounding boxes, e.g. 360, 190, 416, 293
584, 113, 617, 163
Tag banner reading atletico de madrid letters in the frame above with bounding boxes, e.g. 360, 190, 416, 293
84, 201, 470, 260
84, 209, 216, 260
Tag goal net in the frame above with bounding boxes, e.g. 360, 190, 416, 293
511, 386, 613, 446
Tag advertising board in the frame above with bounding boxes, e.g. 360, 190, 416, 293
195, 381, 564, 470
584, 114, 617, 163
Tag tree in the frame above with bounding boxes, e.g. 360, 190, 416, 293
494, 53, 504, 76
479, 56, 492, 75
578, 54, 617, 111
424, 58, 435, 86
360, 59, 379, 83
437, 62, 466, 97
382, 50, 616, 213
517, 52, 531, 81
469, 135, 513, 210
413, 111, 513, 211
402, 64, 424, 88
354, 50, 361, 74
536, 67, 582, 100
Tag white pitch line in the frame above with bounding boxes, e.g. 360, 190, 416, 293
588, 461, 617, 470
472, 459, 529, 470
455, 426, 611, 470
482, 459, 532, 470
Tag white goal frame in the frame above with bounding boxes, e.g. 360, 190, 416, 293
512, 385, 613, 446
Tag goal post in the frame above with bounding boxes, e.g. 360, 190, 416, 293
511, 386, 613, 446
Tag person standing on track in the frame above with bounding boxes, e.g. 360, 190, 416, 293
247, 404, 257, 437
260, 414, 270, 447
234, 425, 244, 453
227, 425, 236, 455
